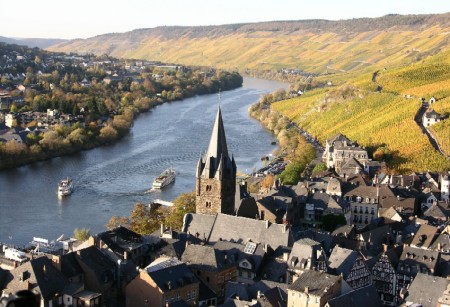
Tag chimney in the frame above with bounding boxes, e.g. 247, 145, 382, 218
304, 287, 309, 294
51, 255, 61, 271
160, 224, 164, 235
124, 251, 128, 261
283, 252, 289, 262
438, 242, 442, 251
282, 224, 288, 233
265, 220, 270, 229
383, 244, 388, 252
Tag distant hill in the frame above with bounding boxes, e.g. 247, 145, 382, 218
47, 13, 450, 73
0, 36, 67, 49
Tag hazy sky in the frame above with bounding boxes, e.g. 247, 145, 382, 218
1, 0, 450, 39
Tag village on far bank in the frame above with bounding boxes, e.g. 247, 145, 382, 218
1, 102, 450, 307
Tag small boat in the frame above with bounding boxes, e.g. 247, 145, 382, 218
58, 178, 73, 196
152, 168, 176, 189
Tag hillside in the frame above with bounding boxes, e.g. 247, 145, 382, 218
0, 36, 67, 49
47, 13, 450, 74
271, 50, 450, 173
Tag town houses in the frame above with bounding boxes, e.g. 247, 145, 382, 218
1, 106, 450, 307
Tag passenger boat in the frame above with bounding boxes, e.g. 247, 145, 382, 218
58, 178, 73, 196
152, 168, 176, 189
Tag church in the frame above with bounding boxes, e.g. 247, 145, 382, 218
183, 106, 294, 250
195, 106, 237, 215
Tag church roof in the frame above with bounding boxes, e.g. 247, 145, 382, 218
207, 107, 228, 159
199, 107, 236, 179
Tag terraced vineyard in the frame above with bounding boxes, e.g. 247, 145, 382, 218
272, 51, 450, 173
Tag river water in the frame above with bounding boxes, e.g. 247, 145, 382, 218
0, 78, 287, 246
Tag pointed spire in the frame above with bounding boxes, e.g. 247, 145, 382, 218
205, 107, 229, 161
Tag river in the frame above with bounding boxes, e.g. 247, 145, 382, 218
0, 78, 288, 246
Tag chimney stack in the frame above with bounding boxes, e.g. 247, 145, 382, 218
304, 287, 309, 294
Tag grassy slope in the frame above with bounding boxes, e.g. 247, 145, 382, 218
272, 51, 450, 173
48, 15, 450, 74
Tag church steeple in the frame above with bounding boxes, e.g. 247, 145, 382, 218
201, 107, 231, 178
196, 106, 237, 215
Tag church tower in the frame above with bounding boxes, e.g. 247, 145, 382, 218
195, 107, 237, 215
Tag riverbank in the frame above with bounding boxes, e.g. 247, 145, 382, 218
0, 75, 243, 170
248, 88, 317, 184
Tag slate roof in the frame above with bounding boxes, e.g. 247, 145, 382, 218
398, 246, 440, 273
306, 192, 330, 210
297, 229, 333, 254
342, 184, 381, 199
326, 284, 382, 307
0, 267, 8, 291
4, 256, 68, 300
288, 238, 323, 269
406, 273, 449, 307
225, 281, 250, 301
75, 246, 115, 283
327, 134, 355, 147
181, 244, 234, 271
332, 225, 355, 238
326, 177, 342, 195
97, 226, 143, 254
248, 280, 289, 299
258, 285, 288, 307
430, 232, 450, 253
358, 224, 392, 250
379, 207, 401, 220
182, 213, 216, 240
410, 224, 438, 249
288, 270, 341, 296
256, 195, 292, 221
213, 240, 265, 272
60, 252, 83, 279
146, 258, 198, 292
183, 213, 293, 249
338, 157, 363, 176
327, 246, 360, 279
423, 203, 450, 221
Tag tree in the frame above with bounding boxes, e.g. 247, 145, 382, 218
10, 104, 18, 113
278, 162, 304, 185
321, 214, 347, 232
73, 228, 91, 241
261, 175, 275, 191
68, 128, 88, 147
164, 191, 196, 230
312, 163, 328, 175
99, 125, 118, 144
106, 216, 131, 230
129, 203, 167, 235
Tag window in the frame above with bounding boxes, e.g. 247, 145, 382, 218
244, 242, 257, 254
